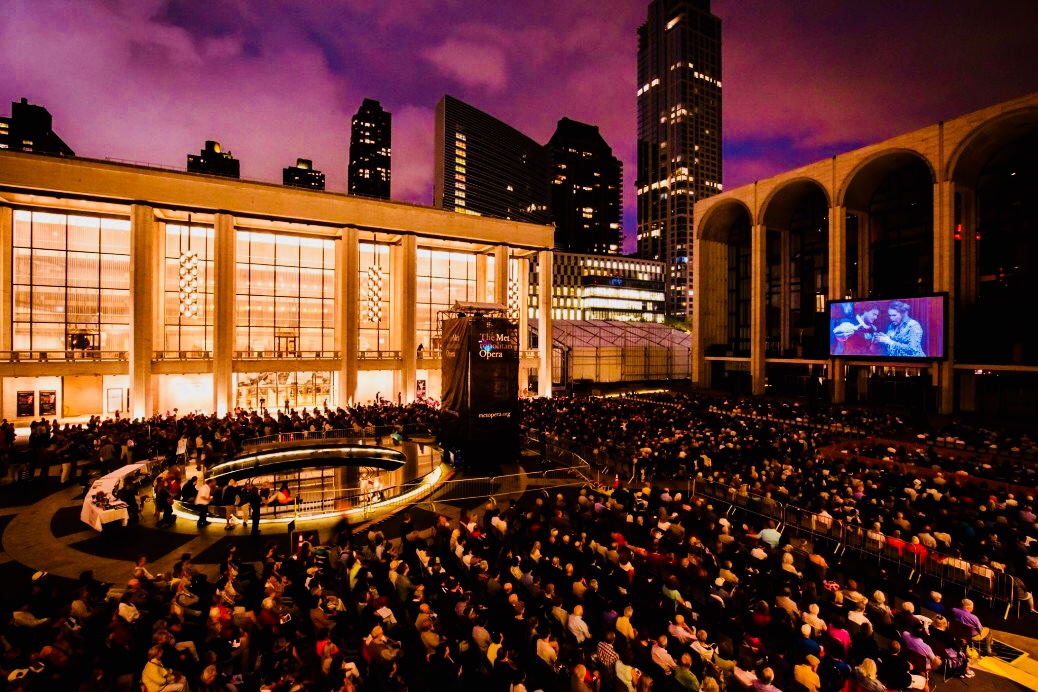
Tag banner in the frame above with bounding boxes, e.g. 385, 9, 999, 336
440, 316, 519, 461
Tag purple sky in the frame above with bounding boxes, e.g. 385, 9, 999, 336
3, 1, 1037, 253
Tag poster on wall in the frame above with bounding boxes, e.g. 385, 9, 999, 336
107, 388, 124, 413
16, 391, 35, 417
416, 379, 427, 399
39, 391, 57, 416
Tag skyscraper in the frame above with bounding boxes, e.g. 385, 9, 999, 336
434, 95, 550, 225
348, 99, 391, 199
0, 98, 74, 156
546, 118, 623, 255
636, 0, 722, 318
187, 140, 240, 178
283, 158, 325, 190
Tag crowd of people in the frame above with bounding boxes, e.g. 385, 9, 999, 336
0, 392, 1034, 691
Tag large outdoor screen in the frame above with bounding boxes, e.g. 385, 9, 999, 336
828, 295, 945, 359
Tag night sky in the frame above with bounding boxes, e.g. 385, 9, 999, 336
3, 0, 1037, 252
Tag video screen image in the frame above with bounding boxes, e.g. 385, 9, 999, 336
829, 295, 944, 359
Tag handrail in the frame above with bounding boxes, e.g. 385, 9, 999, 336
241, 424, 433, 451
358, 351, 401, 360
233, 350, 340, 360
1, 349, 128, 362
154, 350, 213, 360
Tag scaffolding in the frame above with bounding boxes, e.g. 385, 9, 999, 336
533, 320, 691, 385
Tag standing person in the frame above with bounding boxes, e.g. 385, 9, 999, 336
195, 479, 213, 527
156, 478, 176, 528
220, 479, 241, 531
247, 482, 263, 535
874, 300, 926, 357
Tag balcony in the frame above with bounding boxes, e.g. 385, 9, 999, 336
234, 350, 340, 360
1, 350, 128, 362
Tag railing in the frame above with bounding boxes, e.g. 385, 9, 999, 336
520, 350, 541, 359
241, 424, 434, 451
0, 350, 128, 362
154, 350, 212, 360
358, 351, 401, 360
233, 350, 340, 360
417, 349, 442, 360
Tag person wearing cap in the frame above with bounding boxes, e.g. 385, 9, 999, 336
794, 654, 821, 692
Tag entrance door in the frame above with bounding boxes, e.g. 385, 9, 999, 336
275, 335, 297, 357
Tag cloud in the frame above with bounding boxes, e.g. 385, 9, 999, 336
422, 38, 509, 92
390, 105, 436, 205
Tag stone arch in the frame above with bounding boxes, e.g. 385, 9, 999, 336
839, 148, 935, 211
760, 177, 831, 228
947, 106, 1038, 185
696, 198, 753, 242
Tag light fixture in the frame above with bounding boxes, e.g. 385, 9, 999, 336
366, 238, 383, 324
179, 248, 200, 318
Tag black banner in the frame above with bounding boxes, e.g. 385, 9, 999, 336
440, 316, 519, 461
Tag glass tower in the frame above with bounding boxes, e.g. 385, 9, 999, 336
636, 0, 722, 318
348, 99, 392, 200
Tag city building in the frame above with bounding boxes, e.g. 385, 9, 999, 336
546, 118, 623, 255
692, 91, 1038, 418
348, 98, 391, 199
187, 140, 240, 178
636, 0, 723, 318
283, 158, 325, 190
0, 97, 74, 156
530, 252, 664, 322
0, 149, 555, 421
434, 95, 550, 225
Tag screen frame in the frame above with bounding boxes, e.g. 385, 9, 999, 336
825, 292, 948, 362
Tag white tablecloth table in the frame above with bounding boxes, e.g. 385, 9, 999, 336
80, 503, 130, 531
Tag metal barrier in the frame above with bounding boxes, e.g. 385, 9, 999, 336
242, 424, 433, 451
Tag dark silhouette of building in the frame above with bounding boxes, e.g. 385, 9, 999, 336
0, 98, 74, 155
434, 95, 550, 225
546, 118, 623, 255
637, 0, 723, 318
187, 140, 240, 178
348, 99, 391, 199
283, 158, 325, 190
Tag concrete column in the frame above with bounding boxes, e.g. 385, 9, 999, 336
537, 250, 553, 397
129, 205, 156, 419
750, 224, 767, 395
779, 230, 791, 353
494, 246, 509, 306
855, 211, 869, 297
475, 254, 488, 303
0, 206, 11, 416
829, 205, 848, 403
212, 213, 236, 416
518, 258, 530, 393
934, 180, 956, 414
336, 230, 359, 406
395, 235, 417, 402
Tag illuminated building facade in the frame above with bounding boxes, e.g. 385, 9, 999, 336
283, 158, 325, 190
636, 0, 722, 318
434, 95, 550, 225
187, 140, 240, 178
0, 98, 74, 156
693, 91, 1038, 418
0, 151, 555, 420
530, 252, 665, 322
348, 99, 391, 200
546, 118, 623, 255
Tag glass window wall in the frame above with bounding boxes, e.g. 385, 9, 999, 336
416, 248, 476, 351
235, 370, 334, 412
12, 210, 130, 355
164, 223, 214, 353
235, 231, 335, 356
359, 242, 391, 353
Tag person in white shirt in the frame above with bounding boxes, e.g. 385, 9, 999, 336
568, 604, 591, 644
652, 635, 677, 674
194, 480, 213, 527
668, 614, 696, 645
803, 603, 827, 636
848, 600, 871, 627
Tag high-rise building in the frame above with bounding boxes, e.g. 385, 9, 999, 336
530, 252, 665, 322
636, 0, 722, 318
546, 118, 623, 255
283, 158, 325, 190
187, 140, 240, 178
434, 95, 550, 225
0, 98, 74, 156
348, 99, 391, 199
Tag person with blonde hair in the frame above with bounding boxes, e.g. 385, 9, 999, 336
851, 659, 886, 692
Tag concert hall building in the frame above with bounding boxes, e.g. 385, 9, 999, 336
692, 91, 1038, 418
0, 151, 555, 421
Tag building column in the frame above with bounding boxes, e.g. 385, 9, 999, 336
933, 180, 956, 414
212, 213, 236, 416
828, 205, 848, 403
336, 229, 359, 406
129, 205, 156, 418
0, 206, 11, 417
475, 254, 488, 303
750, 224, 767, 395
494, 246, 509, 306
518, 258, 531, 393
779, 230, 791, 353
537, 250, 553, 397
393, 235, 417, 402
